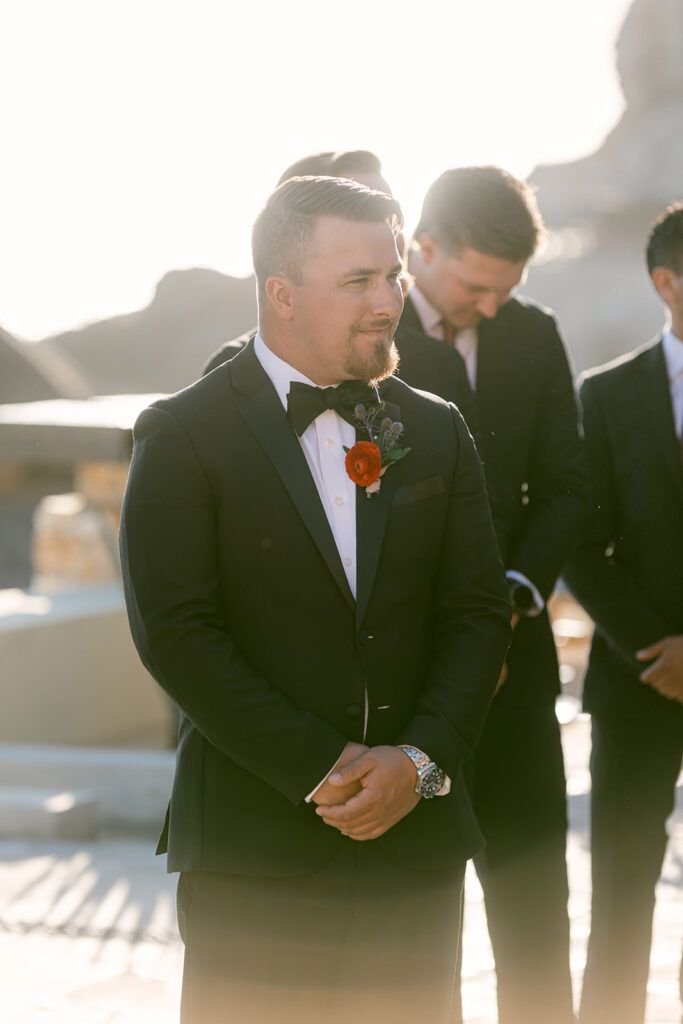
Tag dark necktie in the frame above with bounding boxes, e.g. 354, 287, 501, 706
441, 320, 458, 347
286, 380, 377, 436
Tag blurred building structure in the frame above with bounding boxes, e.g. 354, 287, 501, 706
0, 396, 173, 760
0, 395, 150, 588
0, 329, 91, 588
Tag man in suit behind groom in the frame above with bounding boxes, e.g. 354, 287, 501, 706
564, 202, 683, 1024
120, 176, 511, 1023
395, 166, 585, 1024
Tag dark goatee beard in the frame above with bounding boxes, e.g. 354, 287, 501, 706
345, 341, 400, 386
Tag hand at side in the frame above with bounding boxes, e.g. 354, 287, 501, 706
495, 612, 519, 692
311, 741, 369, 807
637, 635, 683, 703
315, 745, 420, 840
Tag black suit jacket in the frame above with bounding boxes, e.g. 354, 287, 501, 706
396, 293, 586, 710
563, 339, 683, 732
203, 333, 251, 375
120, 341, 511, 876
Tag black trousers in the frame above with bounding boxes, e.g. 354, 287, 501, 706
579, 712, 683, 1024
177, 840, 465, 1024
454, 701, 575, 1024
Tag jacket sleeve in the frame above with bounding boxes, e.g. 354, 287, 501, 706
120, 405, 347, 804
562, 376, 671, 667
506, 318, 587, 599
396, 405, 512, 780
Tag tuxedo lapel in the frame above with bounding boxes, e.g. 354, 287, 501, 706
640, 340, 683, 506
354, 396, 401, 626
229, 343, 355, 611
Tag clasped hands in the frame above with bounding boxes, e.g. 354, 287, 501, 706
313, 741, 420, 841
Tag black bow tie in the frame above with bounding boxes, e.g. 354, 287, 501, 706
286, 380, 378, 436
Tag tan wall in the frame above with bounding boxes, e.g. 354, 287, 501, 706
0, 586, 173, 748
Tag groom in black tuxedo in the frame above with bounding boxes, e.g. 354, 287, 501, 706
120, 177, 511, 1024
396, 167, 585, 1024
564, 203, 683, 1024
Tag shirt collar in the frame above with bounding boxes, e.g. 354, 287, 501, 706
408, 285, 445, 339
662, 329, 683, 382
254, 332, 320, 411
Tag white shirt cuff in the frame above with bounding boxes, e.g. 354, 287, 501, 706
435, 774, 451, 797
506, 570, 545, 617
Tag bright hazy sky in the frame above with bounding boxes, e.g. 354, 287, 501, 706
1, 0, 633, 340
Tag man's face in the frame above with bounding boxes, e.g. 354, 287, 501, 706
290, 216, 404, 384
417, 236, 527, 330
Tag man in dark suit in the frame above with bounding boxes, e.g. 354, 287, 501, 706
397, 167, 585, 1024
120, 176, 511, 1023
564, 202, 683, 1024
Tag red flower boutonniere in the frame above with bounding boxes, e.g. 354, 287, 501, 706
344, 403, 411, 498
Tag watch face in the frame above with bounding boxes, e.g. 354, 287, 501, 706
419, 766, 446, 799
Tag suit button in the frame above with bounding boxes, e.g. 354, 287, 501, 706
359, 630, 374, 645
345, 703, 363, 718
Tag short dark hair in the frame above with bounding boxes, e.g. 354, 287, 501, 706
276, 153, 335, 185
252, 176, 403, 301
276, 150, 384, 188
415, 166, 544, 263
646, 202, 683, 275
329, 150, 383, 178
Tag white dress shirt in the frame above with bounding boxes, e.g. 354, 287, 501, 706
255, 333, 358, 596
254, 333, 450, 799
663, 329, 683, 438
408, 285, 544, 615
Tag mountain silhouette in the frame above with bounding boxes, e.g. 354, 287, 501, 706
33, 269, 257, 396
527, 0, 683, 371
0, 327, 89, 404
12, 0, 680, 393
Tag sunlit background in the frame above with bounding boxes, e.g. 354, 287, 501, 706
1, 3, 681, 1020
1, 0, 631, 340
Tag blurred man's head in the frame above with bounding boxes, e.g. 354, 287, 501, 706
276, 152, 336, 183
253, 176, 404, 385
647, 202, 683, 331
277, 150, 391, 195
412, 166, 544, 330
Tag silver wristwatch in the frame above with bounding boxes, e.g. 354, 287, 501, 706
398, 745, 446, 799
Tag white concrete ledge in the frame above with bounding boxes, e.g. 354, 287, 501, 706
0, 584, 174, 747
0, 744, 174, 830
0, 785, 99, 840
0, 583, 126, 632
